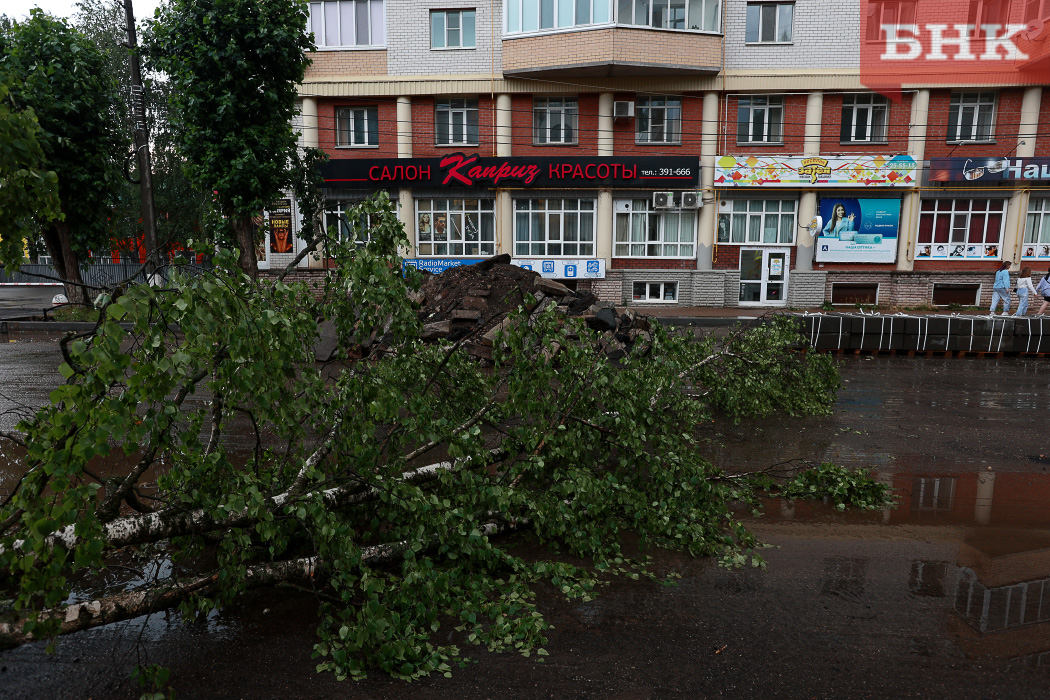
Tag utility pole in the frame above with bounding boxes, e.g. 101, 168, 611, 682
123, 0, 160, 277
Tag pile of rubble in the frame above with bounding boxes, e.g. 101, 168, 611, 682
413, 254, 652, 363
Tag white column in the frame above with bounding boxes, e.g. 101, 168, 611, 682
497, 191, 513, 256
396, 96, 413, 158
975, 471, 996, 526
795, 92, 823, 272
1003, 87, 1042, 266
301, 96, 318, 148
598, 93, 614, 157
697, 91, 719, 271
496, 94, 512, 157
899, 89, 930, 272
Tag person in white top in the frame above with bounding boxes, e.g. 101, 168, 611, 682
1015, 266, 1036, 316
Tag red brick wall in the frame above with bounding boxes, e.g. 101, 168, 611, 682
719, 94, 807, 155
817, 263, 899, 271
609, 92, 703, 156
512, 94, 601, 156
924, 88, 1026, 159
1037, 90, 1050, 158
611, 258, 697, 270
819, 93, 912, 155
713, 244, 800, 270
411, 95, 497, 158
913, 260, 1005, 272
317, 98, 399, 159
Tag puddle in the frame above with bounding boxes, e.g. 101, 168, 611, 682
3, 350, 1050, 698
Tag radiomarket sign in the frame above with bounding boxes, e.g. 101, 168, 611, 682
860, 0, 1050, 92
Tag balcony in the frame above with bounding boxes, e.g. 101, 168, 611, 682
502, 27, 721, 78
304, 49, 388, 79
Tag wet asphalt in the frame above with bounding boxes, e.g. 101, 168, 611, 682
2, 337, 1050, 698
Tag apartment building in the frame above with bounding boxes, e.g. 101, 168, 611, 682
270, 0, 1050, 309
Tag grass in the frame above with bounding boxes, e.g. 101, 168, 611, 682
44, 305, 101, 323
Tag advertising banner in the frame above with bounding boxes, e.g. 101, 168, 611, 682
929, 157, 1050, 183
816, 198, 901, 263
511, 259, 605, 279
403, 258, 483, 275
715, 155, 917, 187
322, 154, 699, 189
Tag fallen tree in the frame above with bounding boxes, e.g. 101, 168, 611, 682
0, 193, 889, 680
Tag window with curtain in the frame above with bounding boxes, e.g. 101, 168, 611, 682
514, 198, 596, 256
309, 0, 386, 47
716, 200, 796, 244
915, 198, 1005, 259
614, 199, 696, 257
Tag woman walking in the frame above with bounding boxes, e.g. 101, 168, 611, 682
1015, 266, 1036, 316
990, 261, 1012, 315
1036, 272, 1050, 315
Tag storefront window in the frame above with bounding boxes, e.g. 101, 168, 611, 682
614, 199, 695, 257
325, 199, 387, 246
416, 198, 496, 256
514, 198, 595, 256
717, 200, 795, 244
916, 198, 1005, 259
1023, 198, 1050, 260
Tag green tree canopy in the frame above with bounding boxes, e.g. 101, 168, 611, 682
1, 10, 123, 302
145, 0, 313, 278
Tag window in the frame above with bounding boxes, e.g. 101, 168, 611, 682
1023, 198, 1050, 258
335, 106, 378, 147
431, 9, 476, 48
614, 199, 696, 257
841, 94, 889, 143
616, 0, 721, 30
533, 98, 578, 144
737, 96, 784, 144
309, 0, 386, 47
911, 477, 956, 511
632, 281, 678, 302
636, 97, 682, 144
916, 198, 1005, 259
864, 1, 914, 42
745, 2, 793, 43
505, 0, 612, 32
325, 199, 392, 246
416, 199, 495, 256
717, 200, 796, 244
435, 99, 479, 145
968, 0, 1009, 27
947, 92, 997, 143
1026, 0, 1050, 22
514, 198, 595, 256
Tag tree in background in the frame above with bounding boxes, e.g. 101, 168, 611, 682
0, 11, 123, 303
146, 0, 314, 279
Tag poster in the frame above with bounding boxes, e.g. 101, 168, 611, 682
715, 155, 917, 188
816, 198, 900, 264
268, 198, 293, 255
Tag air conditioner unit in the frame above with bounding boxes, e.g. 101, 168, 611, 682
652, 192, 675, 209
681, 191, 700, 209
613, 101, 635, 119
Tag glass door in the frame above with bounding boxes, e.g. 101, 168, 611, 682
739, 248, 789, 305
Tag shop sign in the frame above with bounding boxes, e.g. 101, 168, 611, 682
403, 258, 483, 274
929, 157, 1050, 183
816, 198, 901, 263
511, 259, 605, 279
715, 155, 917, 187
321, 154, 699, 189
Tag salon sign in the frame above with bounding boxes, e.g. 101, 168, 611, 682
715, 155, 918, 187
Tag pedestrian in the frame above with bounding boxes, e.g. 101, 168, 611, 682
1015, 266, 1035, 316
990, 261, 1011, 315
1036, 272, 1050, 315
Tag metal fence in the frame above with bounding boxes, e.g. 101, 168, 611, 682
0, 261, 211, 287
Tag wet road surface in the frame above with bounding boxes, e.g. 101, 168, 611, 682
2, 338, 1050, 698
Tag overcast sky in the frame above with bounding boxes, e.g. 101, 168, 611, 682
3, 0, 162, 22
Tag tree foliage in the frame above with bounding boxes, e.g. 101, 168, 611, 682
0, 10, 123, 302
0, 70, 61, 271
0, 196, 887, 681
145, 0, 314, 278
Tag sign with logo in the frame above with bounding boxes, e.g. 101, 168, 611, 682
859, 0, 1050, 92
321, 154, 699, 189
403, 258, 483, 275
715, 155, 917, 187
268, 198, 293, 255
511, 259, 605, 279
930, 157, 1050, 182
816, 198, 901, 263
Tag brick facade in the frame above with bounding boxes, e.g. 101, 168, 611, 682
305, 49, 388, 78
819, 92, 912, 155
720, 93, 808, 155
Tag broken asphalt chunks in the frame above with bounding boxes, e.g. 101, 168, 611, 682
413, 256, 652, 363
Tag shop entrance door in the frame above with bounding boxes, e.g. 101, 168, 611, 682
739, 248, 789, 305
